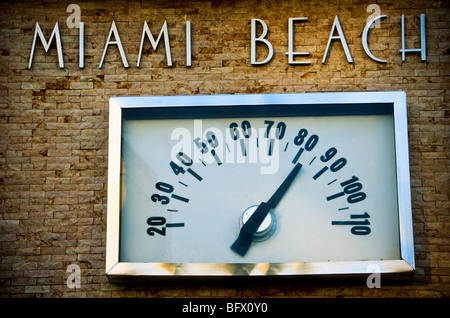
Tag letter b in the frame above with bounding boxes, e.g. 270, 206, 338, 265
251, 19, 274, 65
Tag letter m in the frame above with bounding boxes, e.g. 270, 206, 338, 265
137, 21, 172, 67
28, 22, 64, 69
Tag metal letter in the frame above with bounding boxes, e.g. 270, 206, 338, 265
399, 14, 426, 62
322, 16, 353, 64
286, 18, 311, 65
362, 15, 388, 63
79, 22, 84, 69
251, 19, 274, 65
137, 21, 172, 67
186, 21, 192, 67
28, 22, 64, 69
66, 4, 84, 68
99, 21, 129, 69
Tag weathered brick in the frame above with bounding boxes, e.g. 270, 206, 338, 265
24, 285, 50, 293
0, 0, 448, 300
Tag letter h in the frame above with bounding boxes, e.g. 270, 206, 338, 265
400, 14, 426, 62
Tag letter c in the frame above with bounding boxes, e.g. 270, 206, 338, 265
362, 15, 388, 63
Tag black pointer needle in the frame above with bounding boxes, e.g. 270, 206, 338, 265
230, 163, 303, 256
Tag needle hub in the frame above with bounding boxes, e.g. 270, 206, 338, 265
240, 205, 276, 241
231, 163, 303, 256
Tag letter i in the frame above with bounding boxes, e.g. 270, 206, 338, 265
186, 21, 192, 67
79, 22, 84, 68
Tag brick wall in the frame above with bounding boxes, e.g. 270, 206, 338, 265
0, 0, 448, 298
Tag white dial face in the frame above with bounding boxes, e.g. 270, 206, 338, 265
118, 111, 400, 265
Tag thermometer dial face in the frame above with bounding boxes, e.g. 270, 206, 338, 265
106, 93, 414, 279
119, 109, 400, 263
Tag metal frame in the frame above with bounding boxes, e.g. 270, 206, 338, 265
106, 91, 414, 282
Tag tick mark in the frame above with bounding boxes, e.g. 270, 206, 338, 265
178, 181, 188, 187
327, 179, 337, 185
338, 207, 349, 211
312, 166, 328, 180
292, 147, 304, 164
309, 156, 316, 165
167, 209, 178, 212
284, 142, 289, 152
240, 139, 247, 156
187, 168, 202, 181
268, 139, 274, 156
171, 194, 189, 203
166, 222, 184, 228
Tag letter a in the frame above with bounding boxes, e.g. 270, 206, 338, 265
137, 21, 172, 67
99, 21, 129, 68
322, 16, 353, 64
